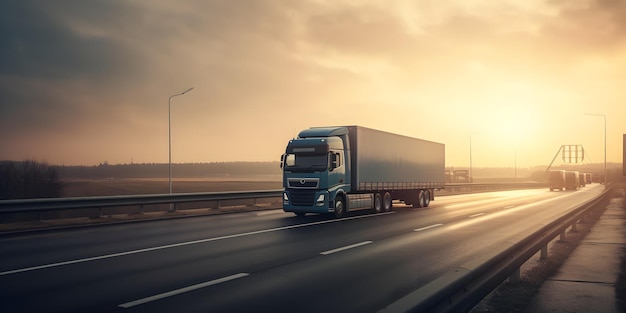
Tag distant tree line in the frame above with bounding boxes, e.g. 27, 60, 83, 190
0, 160, 63, 200
55, 162, 282, 179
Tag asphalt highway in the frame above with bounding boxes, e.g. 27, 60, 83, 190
0, 184, 605, 313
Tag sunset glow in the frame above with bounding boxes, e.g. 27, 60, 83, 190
1, 0, 624, 168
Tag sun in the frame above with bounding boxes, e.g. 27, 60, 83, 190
482, 82, 542, 145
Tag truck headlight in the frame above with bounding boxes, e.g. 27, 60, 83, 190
283, 192, 289, 205
316, 194, 325, 206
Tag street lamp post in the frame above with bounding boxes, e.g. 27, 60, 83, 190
584, 113, 607, 187
169, 87, 194, 197
470, 132, 479, 183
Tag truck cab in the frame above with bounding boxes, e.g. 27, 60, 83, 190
280, 127, 350, 217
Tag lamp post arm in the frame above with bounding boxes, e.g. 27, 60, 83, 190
168, 87, 194, 196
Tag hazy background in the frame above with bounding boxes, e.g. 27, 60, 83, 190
1, 0, 624, 168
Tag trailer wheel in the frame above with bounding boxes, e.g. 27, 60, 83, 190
412, 190, 423, 208
334, 195, 346, 218
423, 190, 431, 207
413, 190, 425, 208
382, 192, 392, 212
373, 193, 382, 213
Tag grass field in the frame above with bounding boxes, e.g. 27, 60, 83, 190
62, 176, 283, 197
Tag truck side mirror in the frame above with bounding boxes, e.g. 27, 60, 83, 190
280, 154, 285, 169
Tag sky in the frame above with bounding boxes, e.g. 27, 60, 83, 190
1, 0, 625, 168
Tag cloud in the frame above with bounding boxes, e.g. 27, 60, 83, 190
304, 3, 415, 57
0, 0, 147, 135
543, 0, 626, 49
0, 0, 625, 165
0, 2, 126, 80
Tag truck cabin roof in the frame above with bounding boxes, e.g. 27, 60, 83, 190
298, 126, 349, 138
286, 137, 343, 154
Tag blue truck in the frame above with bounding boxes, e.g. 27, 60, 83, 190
280, 126, 445, 217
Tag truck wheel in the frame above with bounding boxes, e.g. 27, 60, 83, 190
413, 190, 425, 208
373, 193, 382, 213
382, 192, 392, 212
423, 190, 431, 207
334, 196, 346, 218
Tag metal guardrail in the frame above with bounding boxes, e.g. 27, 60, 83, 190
442, 182, 545, 194
0, 190, 283, 214
0, 183, 546, 217
380, 184, 612, 313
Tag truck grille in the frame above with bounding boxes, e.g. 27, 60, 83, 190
288, 178, 319, 189
288, 189, 316, 206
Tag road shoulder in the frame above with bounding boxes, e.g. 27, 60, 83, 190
471, 184, 626, 313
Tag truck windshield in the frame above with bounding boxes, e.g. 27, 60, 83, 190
284, 154, 328, 172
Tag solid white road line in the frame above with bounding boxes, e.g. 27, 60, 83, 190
320, 241, 373, 255
469, 213, 485, 218
414, 224, 444, 232
1, 212, 394, 276
119, 273, 249, 308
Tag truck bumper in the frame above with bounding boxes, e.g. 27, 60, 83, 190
282, 190, 331, 214
283, 205, 331, 215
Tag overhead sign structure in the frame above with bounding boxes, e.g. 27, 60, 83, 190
562, 145, 585, 163
546, 144, 586, 173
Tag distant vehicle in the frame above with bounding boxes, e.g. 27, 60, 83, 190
453, 169, 470, 183
280, 126, 446, 217
564, 171, 580, 190
547, 170, 566, 191
578, 173, 586, 187
445, 169, 454, 183
585, 173, 592, 185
